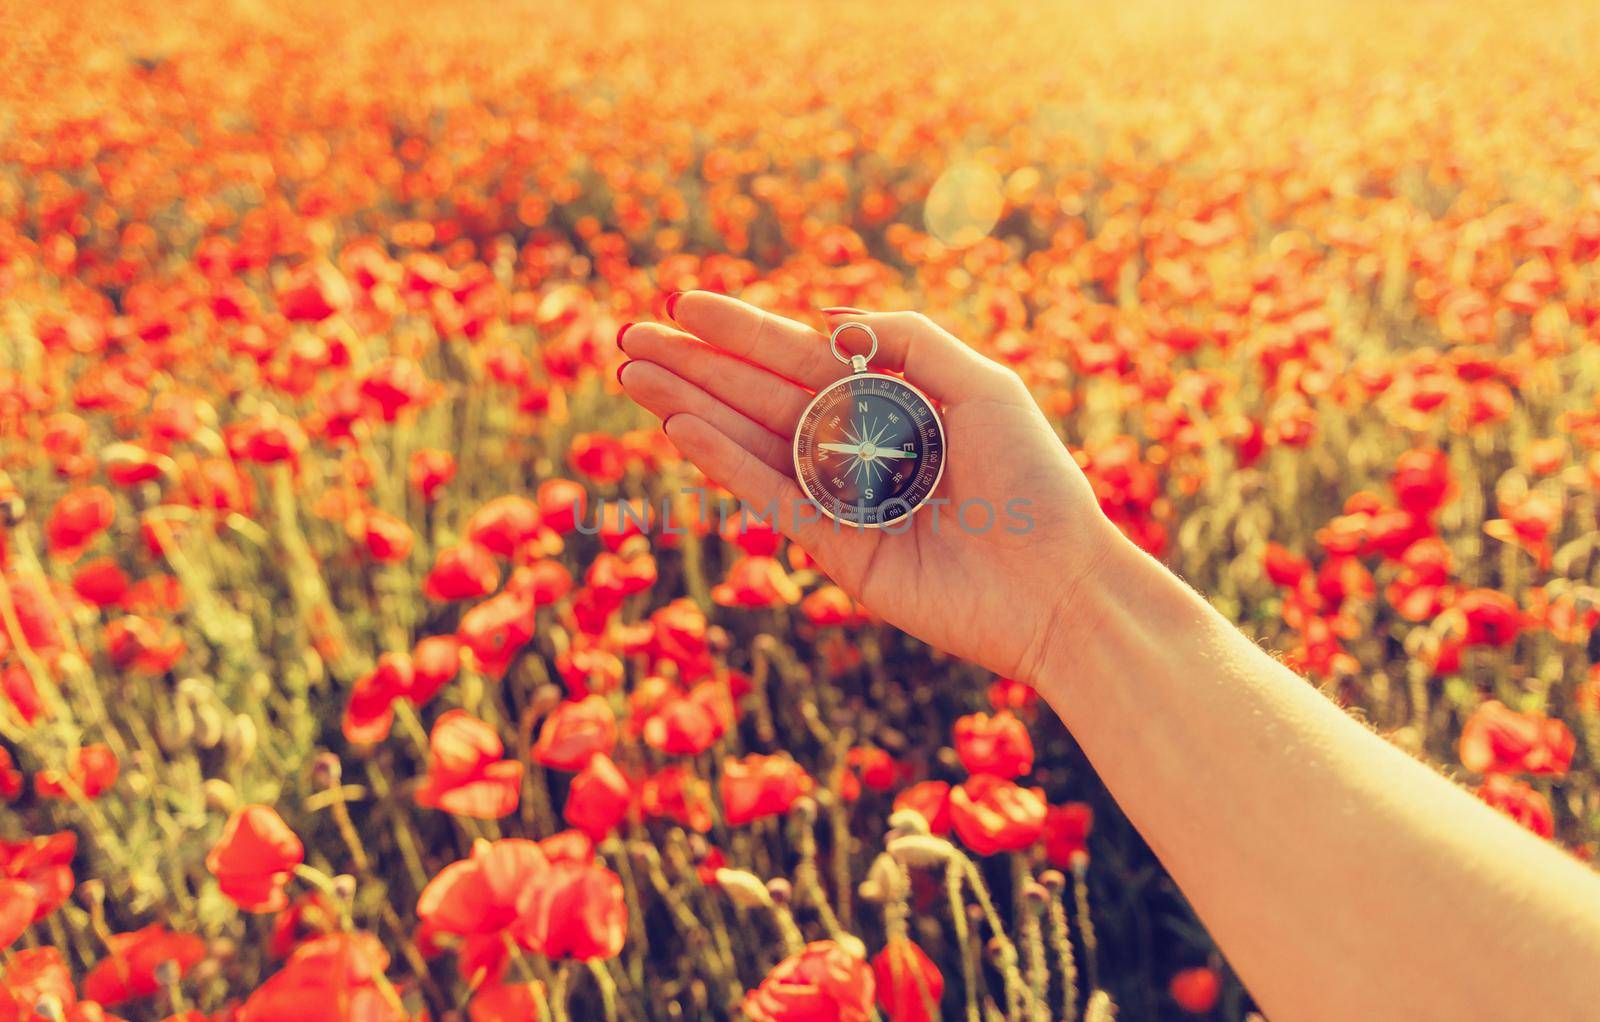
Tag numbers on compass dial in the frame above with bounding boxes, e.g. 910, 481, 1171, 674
793, 374, 945, 527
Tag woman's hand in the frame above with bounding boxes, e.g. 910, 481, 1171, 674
617, 291, 1119, 682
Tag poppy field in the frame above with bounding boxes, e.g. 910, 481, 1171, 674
4, 0, 1600, 1019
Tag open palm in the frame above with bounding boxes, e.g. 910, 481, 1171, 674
617, 293, 1117, 681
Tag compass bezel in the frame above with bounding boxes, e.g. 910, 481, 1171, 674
791, 372, 946, 529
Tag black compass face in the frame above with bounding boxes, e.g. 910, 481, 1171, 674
793, 373, 945, 527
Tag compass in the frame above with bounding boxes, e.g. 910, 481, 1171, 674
792, 323, 946, 528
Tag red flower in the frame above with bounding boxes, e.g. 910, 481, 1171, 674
70, 558, 129, 607
409, 448, 457, 502
46, 486, 115, 559
1475, 775, 1554, 839
207, 805, 304, 913
564, 753, 632, 838
1391, 447, 1453, 518
743, 940, 875, 1022
949, 775, 1047, 855
1, 948, 77, 1022
1459, 700, 1574, 776
341, 653, 413, 745
104, 615, 185, 674
568, 433, 628, 485
1042, 802, 1095, 868
720, 754, 814, 826
357, 509, 413, 562
425, 543, 501, 601
35, 744, 119, 800
952, 711, 1034, 778
470, 983, 548, 1022
418, 839, 548, 939
1262, 543, 1309, 588
0, 832, 76, 924
276, 262, 351, 323
236, 932, 405, 1022
0, 748, 20, 801
893, 781, 953, 837
1169, 966, 1221, 1014
642, 692, 723, 756
712, 556, 801, 608
82, 924, 206, 1005
800, 585, 863, 627
1, 879, 39, 948
872, 938, 944, 1022
1453, 588, 1523, 648
515, 861, 628, 960
845, 747, 898, 793
457, 591, 536, 678
467, 495, 543, 557
410, 635, 461, 705
536, 478, 588, 533
415, 711, 523, 819
533, 695, 617, 771
359, 357, 432, 421
640, 766, 713, 832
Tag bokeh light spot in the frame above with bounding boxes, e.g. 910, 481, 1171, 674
924, 161, 1005, 247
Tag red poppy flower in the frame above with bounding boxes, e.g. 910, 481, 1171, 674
46, 486, 115, 559
1, 948, 77, 1022
81, 924, 206, 1005
0, 832, 76, 925
0, 748, 20, 801
536, 478, 588, 533
564, 753, 632, 838
1169, 966, 1221, 1014
515, 860, 627, 960
276, 262, 351, 323
800, 585, 862, 627
872, 938, 944, 1022
642, 692, 722, 756
1262, 543, 1310, 588
568, 433, 628, 484
425, 543, 501, 601
720, 754, 814, 826
467, 495, 543, 557
952, 711, 1034, 778
0, 879, 39, 947
410, 635, 461, 705
1042, 802, 1095, 868
104, 615, 185, 674
236, 932, 405, 1022
70, 558, 129, 607
1392, 447, 1454, 517
418, 839, 549, 938
1475, 775, 1554, 839
712, 556, 801, 608
893, 781, 953, 837
1453, 588, 1523, 648
1459, 700, 1574, 776
949, 775, 1047, 855
845, 747, 898, 793
35, 744, 119, 800
357, 509, 413, 562
409, 448, 457, 502
359, 357, 432, 421
457, 591, 536, 678
416, 711, 523, 819
742, 940, 875, 1022
206, 805, 304, 913
470, 982, 548, 1022
640, 766, 714, 832
533, 695, 617, 771
341, 653, 413, 745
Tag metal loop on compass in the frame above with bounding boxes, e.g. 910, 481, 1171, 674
829, 322, 878, 373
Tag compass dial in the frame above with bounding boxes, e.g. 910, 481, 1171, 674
793, 373, 945, 527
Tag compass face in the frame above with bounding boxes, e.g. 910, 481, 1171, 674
793, 373, 945, 527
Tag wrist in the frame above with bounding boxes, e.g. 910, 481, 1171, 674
1021, 519, 1161, 700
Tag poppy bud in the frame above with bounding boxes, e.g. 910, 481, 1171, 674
311, 752, 343, 789
331, 874, 357, 902
0, 494, 25, 526
194, 704, 224, 749
33, 996, 65, 1022
886, 834, 955, 868
227, 714, 258, 765
77, 878, 106, 909
203, 779, 239, 813
887, 808, 932, 837
1040, 869, 1066, 892
714, 868, 772, 909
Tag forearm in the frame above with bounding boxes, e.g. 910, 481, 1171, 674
1033, 529, 1600, 1020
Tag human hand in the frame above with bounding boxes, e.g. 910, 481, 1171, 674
617, 293, 1121, 683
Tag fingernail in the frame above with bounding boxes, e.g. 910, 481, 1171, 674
616, 322, 634, 350
616, 361, 630, 386
822, 307, 868, 316
660, 413, 678, 436
664, 291, 684, 321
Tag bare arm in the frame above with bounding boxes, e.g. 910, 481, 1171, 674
619, 292, 1600, 1019
1035, 526, 1600, 1021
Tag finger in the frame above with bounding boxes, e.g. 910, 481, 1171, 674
620, 322, 812, 435
822, 310, 1005, 403
618, 360, 792, 475
670, 291, 843, 391
662, 414, 873, 571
